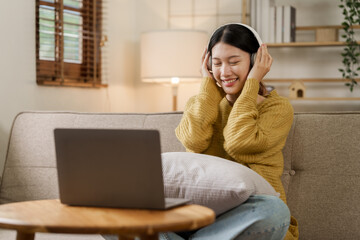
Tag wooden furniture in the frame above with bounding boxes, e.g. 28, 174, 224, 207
266, 24, 360, 101
267, 25, 360, 48
0, 199, 215, 240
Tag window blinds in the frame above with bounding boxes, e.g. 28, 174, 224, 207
36, 0, 106, 87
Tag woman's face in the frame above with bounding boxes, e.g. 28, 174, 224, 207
211, 42, 251, 96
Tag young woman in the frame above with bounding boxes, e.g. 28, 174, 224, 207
169, 23, 299, 240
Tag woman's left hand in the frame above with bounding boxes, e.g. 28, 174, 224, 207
247, 44, 273, 82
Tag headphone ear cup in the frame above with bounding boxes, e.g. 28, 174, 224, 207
207, 56, 212, 71
251, 53, 256, 67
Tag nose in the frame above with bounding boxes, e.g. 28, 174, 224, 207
220, 63, 232, 77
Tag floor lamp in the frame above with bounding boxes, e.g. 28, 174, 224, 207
141, 30, 208, 111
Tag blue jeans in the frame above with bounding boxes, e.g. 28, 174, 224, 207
102, 195, 290, 240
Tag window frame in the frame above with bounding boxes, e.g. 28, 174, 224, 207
36, 0, 106, 88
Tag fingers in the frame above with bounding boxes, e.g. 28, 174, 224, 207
204, 51, 211, 67
200, 47, 212, 77
204, 51, 213, 74
200, 47, 210, 68
256, 44, 262, 62
200, 47, 207, 74
263, 44, 273, 69
258, 44, 273, 69
201, 47, 207, 62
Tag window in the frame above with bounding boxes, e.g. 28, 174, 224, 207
36, 0, 106, 87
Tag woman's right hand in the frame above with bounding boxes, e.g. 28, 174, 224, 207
200, 47, 213, 78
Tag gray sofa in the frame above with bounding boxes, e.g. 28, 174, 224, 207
0, 111, 360, 240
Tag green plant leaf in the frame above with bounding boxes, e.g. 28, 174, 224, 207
339, 0, 359, 92
342, 22, 350, 28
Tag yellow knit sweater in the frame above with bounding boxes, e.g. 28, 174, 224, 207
175, 77, 299, 240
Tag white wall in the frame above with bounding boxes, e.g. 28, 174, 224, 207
0, 0, 137, 174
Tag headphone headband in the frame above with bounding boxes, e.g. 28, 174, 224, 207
237, 23, 263, 46
209, 23, 263, 47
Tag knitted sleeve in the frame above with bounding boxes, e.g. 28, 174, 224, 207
175, 77, 224, 153
223, 78, 294, 162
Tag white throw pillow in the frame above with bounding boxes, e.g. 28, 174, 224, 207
161, 152, 279, 216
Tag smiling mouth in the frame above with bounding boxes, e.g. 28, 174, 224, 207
222, 78, 238, 83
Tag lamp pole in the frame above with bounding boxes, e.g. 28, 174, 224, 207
171, 77, 179, 111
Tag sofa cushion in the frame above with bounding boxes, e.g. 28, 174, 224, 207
162, 152, 279, 216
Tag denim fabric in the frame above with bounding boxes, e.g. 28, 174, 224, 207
102, 195, 290, 240
161, 195, 290, 240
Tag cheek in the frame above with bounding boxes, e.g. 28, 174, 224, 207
212, 69, 221, 81
238, 62, 252, 77
233, 64, 251, 77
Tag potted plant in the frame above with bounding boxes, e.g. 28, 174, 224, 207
338, 0, 360, 92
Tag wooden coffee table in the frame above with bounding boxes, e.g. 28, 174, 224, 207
0, 199, 215, 240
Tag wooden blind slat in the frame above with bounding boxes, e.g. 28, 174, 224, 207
36, 0, 103, 86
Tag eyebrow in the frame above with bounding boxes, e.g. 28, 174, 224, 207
212, 55, 242, 60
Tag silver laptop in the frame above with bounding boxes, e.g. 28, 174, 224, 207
54, 128, 190, 209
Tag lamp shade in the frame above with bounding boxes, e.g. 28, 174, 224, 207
141, 30, 208, 83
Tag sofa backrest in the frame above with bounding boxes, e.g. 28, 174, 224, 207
1, 111, 360, 240
282, 112, 360, 240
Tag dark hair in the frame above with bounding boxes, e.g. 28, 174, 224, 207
208, 24, 267, 96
